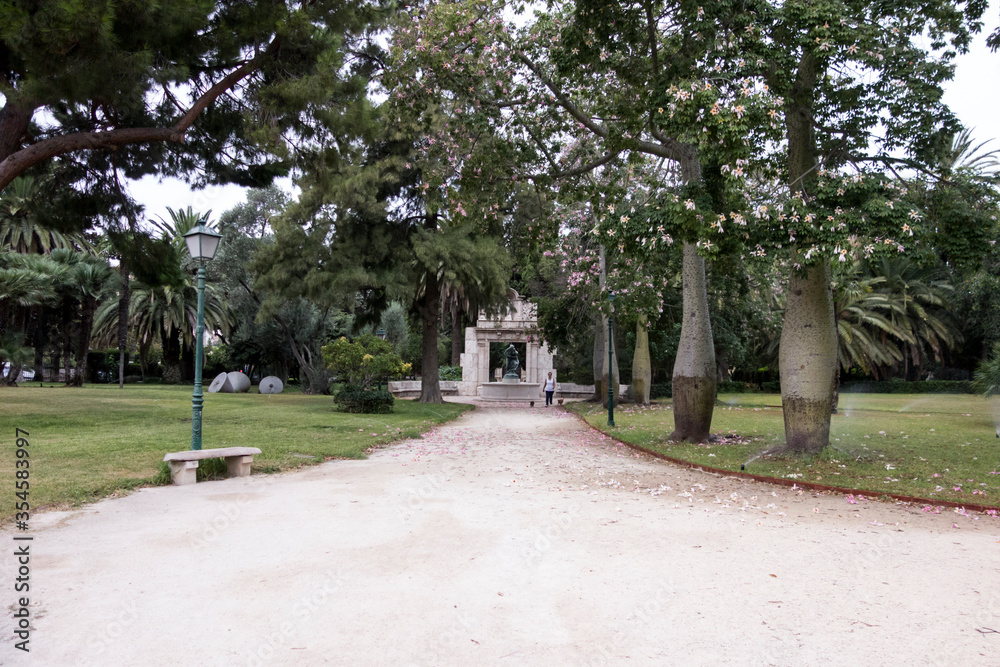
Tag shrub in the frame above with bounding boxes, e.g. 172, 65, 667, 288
203, 343, 231, 377
321, 334, 410, 390
438, 365, 462, 381
841, 379, 973, 394
973, 342, 1000, 397
649, 382, 672, 399
333, 386, 394, 414
717, 380, 756, 394
761, 380, 782, 393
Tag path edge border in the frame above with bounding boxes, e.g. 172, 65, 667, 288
564, 407, 1000, 515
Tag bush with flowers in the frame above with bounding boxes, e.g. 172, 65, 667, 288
322, 334, 410, 413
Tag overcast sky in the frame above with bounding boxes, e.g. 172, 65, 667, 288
131, 6, 1000, 225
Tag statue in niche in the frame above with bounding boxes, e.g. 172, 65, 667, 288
503, 344, 520, 380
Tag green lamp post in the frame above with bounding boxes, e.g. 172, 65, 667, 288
607, 290, 616, 427
183, 224, 222, 450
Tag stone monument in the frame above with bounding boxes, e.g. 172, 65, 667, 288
460, 290, 554, 401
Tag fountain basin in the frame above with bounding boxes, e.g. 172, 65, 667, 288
479, 382, 542, 402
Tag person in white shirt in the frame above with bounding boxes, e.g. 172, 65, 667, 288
544, 371, 556, 406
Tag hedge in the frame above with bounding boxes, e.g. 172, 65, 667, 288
333, 386, 395, 413
645, 378, 972, 400
840, 379, 973, 394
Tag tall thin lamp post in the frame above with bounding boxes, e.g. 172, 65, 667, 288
607, 291, 616, 427
183, 224, 222, 450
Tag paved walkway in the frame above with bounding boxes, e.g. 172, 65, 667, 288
2, 403, 999, 666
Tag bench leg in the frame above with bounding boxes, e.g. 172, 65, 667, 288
168, 460, 198, 486
225, 455, 254, 478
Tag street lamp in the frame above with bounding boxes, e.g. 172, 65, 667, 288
376, 327, 387, 340
607, 290, 615, 427
183, 224, 222, 450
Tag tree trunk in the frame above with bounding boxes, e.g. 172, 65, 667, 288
162, 326, 183, 384
669, 242, 716, 442
592, 243, 619, 404
61, 298, 74, 385
31, 307, 46, 383
632, 313, 652, 405
181, 339, 195, 383
450, 302, 462, 367
592, 311, 606, 402
0, 100, 34, 165
286, 335, 327, 394
832, 365, 841, 414
118, 261, 130, 388
71, 296, 96, 387
779, 261, 838, 454
778, 52, 835, 454
4, 362, 22, 386
138, 336, 150, 382
418, 269, 443, 403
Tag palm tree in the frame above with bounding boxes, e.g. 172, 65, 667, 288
832, 263, 909, 380
941, 127, 1000, 175
0, 332, 33, 385
0, 252, 63, 309
94, 280, 230, 383
152, 206, 213, 249
875, 258, 961, 380
773, 258, 959, 409
61, 253, 114, 386
973, 342, 1000, 397
0, 252, 67, 384
0, 176, 89, 254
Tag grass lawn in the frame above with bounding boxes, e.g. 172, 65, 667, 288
0, 383, 471, 522
569, 393, 1000, 510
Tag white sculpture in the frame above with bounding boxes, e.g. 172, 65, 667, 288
227, 371, 251, 393
258, 376, 284, 394
208, 372, 232, 393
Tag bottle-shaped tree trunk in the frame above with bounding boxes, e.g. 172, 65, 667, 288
669, 241, 716, 441
592, 310, 606, 402
592, 244, 619, 406
632, 313, 651, 405
778, 261, 837, 453
778, 55, 836, 454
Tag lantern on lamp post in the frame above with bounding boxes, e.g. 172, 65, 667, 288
183, 224, 222, 450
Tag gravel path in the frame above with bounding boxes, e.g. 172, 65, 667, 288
2, 403, 999, 666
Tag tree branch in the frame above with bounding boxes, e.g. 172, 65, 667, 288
513, 53, 690, 164
0, 47, 272, 191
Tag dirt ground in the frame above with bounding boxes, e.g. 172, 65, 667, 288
2, 402, 999, 666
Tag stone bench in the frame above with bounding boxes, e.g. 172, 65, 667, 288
163, 447, 262, 486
